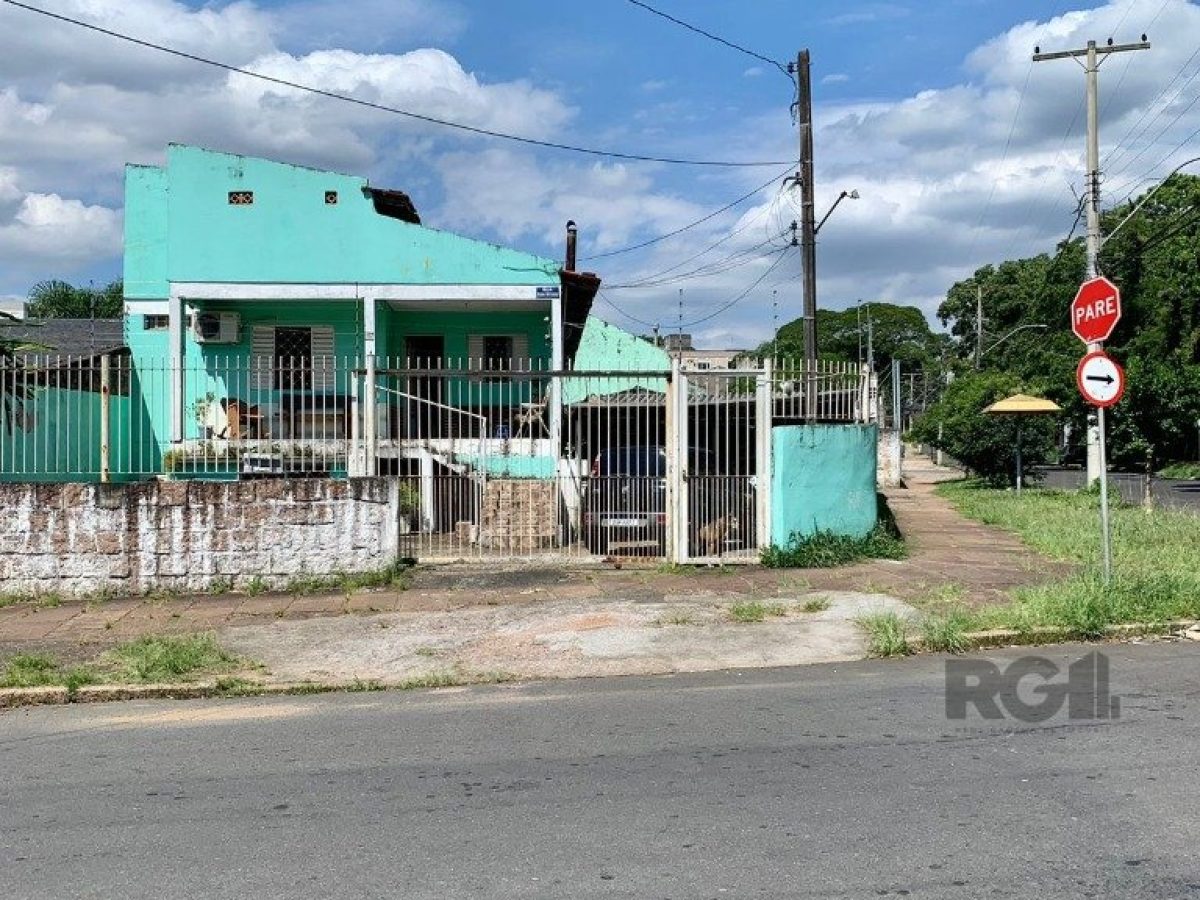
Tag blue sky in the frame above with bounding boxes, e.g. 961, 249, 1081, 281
1, 0, 1196, 345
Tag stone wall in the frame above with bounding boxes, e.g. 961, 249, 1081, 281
0, 478, 400, 597
479, 479, 558, 553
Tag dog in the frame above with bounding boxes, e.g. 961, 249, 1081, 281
698, 514, 740, 557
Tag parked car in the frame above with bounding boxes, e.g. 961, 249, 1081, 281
582, 445, 755, 557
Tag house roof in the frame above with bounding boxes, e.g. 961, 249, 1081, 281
5, 318, 126, 357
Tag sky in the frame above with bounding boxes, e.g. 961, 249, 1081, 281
1, 0, 1198, 347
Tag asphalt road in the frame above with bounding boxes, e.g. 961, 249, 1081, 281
1038, 467, 1200, 511
2, 642, 1198, 899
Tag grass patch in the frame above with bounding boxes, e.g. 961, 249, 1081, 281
0, 653, 99, 695
0, 590, 66, 609
729, 599, 788, 623
939, 481, 1200, 635
105, 633, 239, 683
858, 611, 912, 658
1159, 461, 1200, 480
245, 576, 268, 597
920, 607, 976, 654
800, 596, 832, 613
761, 524, 906, 569
285, 562, 411, 597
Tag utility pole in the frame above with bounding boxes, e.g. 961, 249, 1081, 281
1034, 36, 1149, 485
974, 284, 983, 370
789, 49, 818, 422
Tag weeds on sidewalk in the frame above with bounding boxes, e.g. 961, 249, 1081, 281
858, 612, 912, 658
761, 525, 906, 569
800, 597, 832, 613
729, 599, 788, 623
106, 633, 239, 683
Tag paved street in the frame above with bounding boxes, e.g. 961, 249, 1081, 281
1, 641, 1197, 899
1038, 467, 1200, 512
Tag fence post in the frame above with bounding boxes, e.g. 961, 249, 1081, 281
99, 353, 111, 484
666, 357, 683, 564
756, 359, 773, 551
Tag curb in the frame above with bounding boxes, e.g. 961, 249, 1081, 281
0, 679, 383, 710
909, 619, 1200, 654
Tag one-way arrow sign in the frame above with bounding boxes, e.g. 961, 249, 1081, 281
1077, 351, 1125, 407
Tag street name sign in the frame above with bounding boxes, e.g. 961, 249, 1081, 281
1076, 350, 1125, 408
1071, 276, 1121, 344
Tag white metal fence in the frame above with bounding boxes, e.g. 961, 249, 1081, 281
0, 353, 873, 563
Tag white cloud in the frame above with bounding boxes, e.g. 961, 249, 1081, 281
0, 0, 576, 292
821, 73, 850, 85
272, 0, 466, 52
0, 168, 121, 276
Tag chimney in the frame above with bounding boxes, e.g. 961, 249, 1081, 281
565, 220, 578, 272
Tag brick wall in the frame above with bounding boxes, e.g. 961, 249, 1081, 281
479, 479, 558, 554
0, 479, 400, 597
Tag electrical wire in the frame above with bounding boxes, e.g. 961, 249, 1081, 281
0, 0, 793, 169
605, 233, 790, 290
580, 164, 796, 261
623, 0, 791, 79
677, 247, 795, 328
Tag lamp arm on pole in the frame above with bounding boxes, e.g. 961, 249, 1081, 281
981, 324, 1048, 358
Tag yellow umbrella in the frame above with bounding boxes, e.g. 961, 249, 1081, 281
983, 394, 1062, 492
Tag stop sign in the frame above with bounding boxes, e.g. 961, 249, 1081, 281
1071, 276, 1121, 344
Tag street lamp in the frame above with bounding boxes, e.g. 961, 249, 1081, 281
815, 189, 860, 236
976, 324, 1048, 368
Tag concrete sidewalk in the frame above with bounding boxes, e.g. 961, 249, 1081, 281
0, 455, 1066, 679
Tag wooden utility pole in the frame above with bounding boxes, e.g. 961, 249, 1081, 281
1033, 37, 1149, 488
790, 49, 818, 421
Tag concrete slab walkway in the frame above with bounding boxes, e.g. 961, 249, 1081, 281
0, 454, 1066, 679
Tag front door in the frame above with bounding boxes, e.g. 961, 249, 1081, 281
404, 336, 445, 438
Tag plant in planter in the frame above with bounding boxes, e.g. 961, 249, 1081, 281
397, 482, 422, 533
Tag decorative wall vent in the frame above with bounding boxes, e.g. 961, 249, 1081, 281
324, 191, 338, 205
228, 190, 254, 205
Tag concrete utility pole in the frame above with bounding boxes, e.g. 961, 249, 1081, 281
790, 49, 819, 421
974, 284, 983, 370
1033, 36, 1149, 484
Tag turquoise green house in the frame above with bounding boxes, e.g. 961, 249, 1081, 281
122, 145, 600, 476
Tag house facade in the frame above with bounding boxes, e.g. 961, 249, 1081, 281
123, 144, 598, 478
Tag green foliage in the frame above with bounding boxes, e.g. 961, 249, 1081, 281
939, 482, 1200, 631
800, 596, 832, 613
1, 654, 60, 687
106, 633, 238, 683
728, 599, 787, 623
935, 174, 1200, 468
919, 608, 975, 654
761, 302, 950, 373
27, 279, 124, 319
1159, 461, 1200, 479
909, 370, 1057, 485
858, 612, 913, 658
761, 525, 906, 568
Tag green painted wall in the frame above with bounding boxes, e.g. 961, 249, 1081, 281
771, 424, 878, 543
0, 387, 142, 483
123, 165, 169, 301
563, 317, 669, 404
158, 145, 560, 287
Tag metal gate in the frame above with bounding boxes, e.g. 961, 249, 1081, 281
670, 364, 771, 564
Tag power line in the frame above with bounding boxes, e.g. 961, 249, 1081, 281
623, 0, 791, 79
678, 247, 794, 328
605, 232, 790, 290
0, 0, 792, 169
580, 164, 795, 261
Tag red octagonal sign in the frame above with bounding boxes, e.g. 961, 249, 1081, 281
1071, 276, 1121, 344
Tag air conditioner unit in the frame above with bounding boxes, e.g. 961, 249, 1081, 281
192, 312, 240, 344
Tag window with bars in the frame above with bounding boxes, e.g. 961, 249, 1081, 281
274, 327, 313, 390
143, 314, 169, 331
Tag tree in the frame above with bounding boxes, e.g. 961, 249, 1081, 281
759, 302, 949, 373
928, 173, 1200, 468
909, 371, 1058, 486
26, 279, 124, 319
